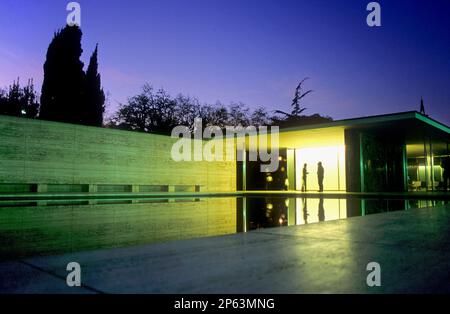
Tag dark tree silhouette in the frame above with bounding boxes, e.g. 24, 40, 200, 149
250, 106, 271, 126
227, 102, 251, 127
111, 84, 178, 134
274, 78, 313, 118
108, 80, 333, 135
84, 45, 105, 126
173, 94, 202, 131
198, 103, 230, 128
0, 78, 39, 118
271, 78, 332, 128
271, 113, 332, 128
108, 84, 272, 134
40, 25, 85, 124
291, 78, 313, 116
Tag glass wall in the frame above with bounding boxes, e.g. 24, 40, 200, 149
406, 143, 428, 191
406, 140, 449, 191
431, 141, 449, 191
294, 145, 346, 191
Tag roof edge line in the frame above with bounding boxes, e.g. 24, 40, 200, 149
414, 112, 450, 134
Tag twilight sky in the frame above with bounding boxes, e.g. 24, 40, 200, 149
0, 0, 449, 124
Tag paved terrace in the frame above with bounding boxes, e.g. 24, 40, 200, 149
1, 204, 449, 293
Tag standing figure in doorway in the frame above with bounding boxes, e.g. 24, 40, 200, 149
442, 156, 450, 191
317, 161, 324, 192
302, 163, 309, 192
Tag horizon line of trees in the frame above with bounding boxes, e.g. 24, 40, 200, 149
0, 24, 333, 134
0, 78, 39, 118
0, 77, 333, 134
107, 82, 333, 135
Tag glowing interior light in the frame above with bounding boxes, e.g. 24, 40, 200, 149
295, 145, 346, 191
266, 203, 273, 210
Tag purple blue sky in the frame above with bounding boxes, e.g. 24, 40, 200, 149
0, 0, 449, 124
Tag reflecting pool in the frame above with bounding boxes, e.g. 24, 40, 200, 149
0, 196, 447, 259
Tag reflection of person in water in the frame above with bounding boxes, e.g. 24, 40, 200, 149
301, 163, 309, 192
318, 196, 325, 222
302, 198, 309, 224
317, 162, 324, 192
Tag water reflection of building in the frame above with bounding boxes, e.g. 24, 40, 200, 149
242, 197, 346, 230
295, 198, 346, 225
240, 197, 449, 231
245, 197, 289, 230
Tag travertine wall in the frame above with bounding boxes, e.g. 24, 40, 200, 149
0, 115, 236, 192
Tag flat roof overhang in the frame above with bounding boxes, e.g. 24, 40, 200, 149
220, 111, 449, 152
278, 111, 450, 144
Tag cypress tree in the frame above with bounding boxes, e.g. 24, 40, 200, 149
84, 44, 105, 126
40, 25, 85, 124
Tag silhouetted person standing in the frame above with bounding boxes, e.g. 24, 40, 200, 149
317, 161, 324, 192
301, 163, 309, 191
442, 156, 450, 191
